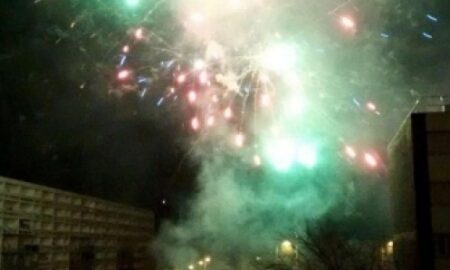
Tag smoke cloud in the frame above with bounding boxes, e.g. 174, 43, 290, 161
154, 0, 419, 269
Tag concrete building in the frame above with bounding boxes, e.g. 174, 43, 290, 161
0, 175, 154, 270
388, 99, 450, 269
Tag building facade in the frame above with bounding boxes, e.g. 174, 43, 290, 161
0, 176, 154, 270
389, 108, 450, 269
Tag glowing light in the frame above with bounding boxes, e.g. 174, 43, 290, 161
340, 16, 356, 29
206, 41, 224, 60
260, 93, 271, 107
265, 138, 296, 171
259, 73, 270, 84
422, 32, 433, 39
260, 43, 298, 73
284, 72, 302, 89
253, 154, 262, 166
157, 97, 164, 106
297, 144, 317, 168
125, 0, 139, 7
204, 256, 211, 263
177, 74, 187, 84
198, 260, 204, 266
285, 96, 305, 116
119, 55, 127, 66
188, 91, 197, 103
234, 132, 245, 147
224, 107, 233, 119
193, 59, 206, 70
206, 116, 215, 127
122, 45, 130, 53
191, 117, 200, 131
345, 145, 357, 159
386, 240, 394, 255
364, 152, 378, 168
264, 138, 318, 171
188, 264, 195, 270
199, 70, 208, 84
189, 12, 205, 24
366, 102, 377, 111
280, 240, 295, 255
231, 0, 243, 9
117, 70, 131, 80
426, 14, 438, 22
134, 28, 144, 40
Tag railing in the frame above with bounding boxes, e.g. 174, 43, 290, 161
414, 96, 450, 113
388, 96, 450, 148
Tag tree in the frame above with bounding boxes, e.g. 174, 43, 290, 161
296, 220, 382, 270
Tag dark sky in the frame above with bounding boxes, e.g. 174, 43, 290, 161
0, 0, 449, 226
0, 1, 198, 223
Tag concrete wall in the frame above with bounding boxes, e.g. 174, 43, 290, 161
388, 117, 419, 269
426, 113, 450, 237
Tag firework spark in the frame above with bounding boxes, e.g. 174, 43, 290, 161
108, 0, 394, 176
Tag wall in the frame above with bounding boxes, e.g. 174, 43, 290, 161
0, 176, 154, 270
388, 112, 450, 270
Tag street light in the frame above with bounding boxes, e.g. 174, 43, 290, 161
202, 256, 211, 269
276, 240, 298, 268
280, 240, 295, 256
386, 240, 394, 255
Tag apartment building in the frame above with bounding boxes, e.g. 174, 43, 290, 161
0, 176, 154, 270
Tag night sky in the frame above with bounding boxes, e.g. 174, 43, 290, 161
0, 0, 449, 233
0, 1, 200, 223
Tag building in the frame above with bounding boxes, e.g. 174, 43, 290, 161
388, 99, 450, 269
0, 175, 154, 270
